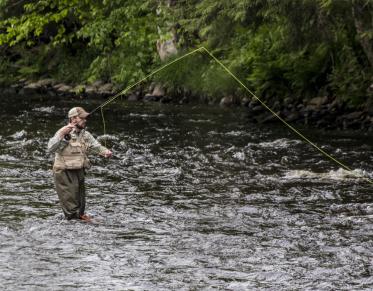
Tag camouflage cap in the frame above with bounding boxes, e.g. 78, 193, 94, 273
68, 107, 89, 118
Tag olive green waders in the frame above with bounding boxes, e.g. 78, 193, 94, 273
54, 169, 85, 219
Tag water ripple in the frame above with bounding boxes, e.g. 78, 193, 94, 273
0, 99, 372, 290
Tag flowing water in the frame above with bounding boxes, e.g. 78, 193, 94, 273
0, 95, 372, 290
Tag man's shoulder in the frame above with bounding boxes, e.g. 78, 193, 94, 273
82, 129, 92, 135
82, 130, 93, 138
82, 130, 99, 141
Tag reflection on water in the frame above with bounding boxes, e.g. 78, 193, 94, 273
0, 96, 372, 290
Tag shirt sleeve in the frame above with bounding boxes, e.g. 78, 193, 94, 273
47, 130, 69, 154
84, 131, 108, 155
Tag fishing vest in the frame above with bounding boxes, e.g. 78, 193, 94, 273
53, 131, 90, 171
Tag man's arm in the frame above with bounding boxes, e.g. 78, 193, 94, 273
85, 131, 112, 157
47, 132, 69, 154
47, 124, 75, 154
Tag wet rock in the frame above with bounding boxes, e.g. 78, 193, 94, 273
19, 82, 41, 95
11, 83, 21, 89
143, 94, 161, 102
179, 96, 189, 105
23, 81, 54, 94
36, 79, 55, 87
273, 100, 281, 111
248, 98, 259, 109
160, 96, 172, 103
10, 130, 27, 140
92, 80, 104, 88
283, 97, 293, 107
309, 96, 328, 107
98, 83, 114, 94
47, 90, 57, 97
18, 78, 27, 84
256, 112, 278, 123
220, 95, 238, 107
345, 119, 361, 129
151, 84, 165, 97
285, 112, 301, 122
241, 97, 250, 107
316, 119, 329, 129
297, 103, 305, 110
24, 82, 42, 90
342, 111, 364, 120
328, 98, 340, 110
85, 85, 98, 96
53, 83, 66, 90
251, 105, 264, 113
148, 82, 156, 93
127, 93, 140, 102
56, 84, 72, 94
306, 96, 328, 110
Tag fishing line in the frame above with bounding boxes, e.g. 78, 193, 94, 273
100, 106, 107, 148
90, 47, 204, 115
91, 46, 373, 185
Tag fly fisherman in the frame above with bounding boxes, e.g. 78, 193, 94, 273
47, 107, 112, 221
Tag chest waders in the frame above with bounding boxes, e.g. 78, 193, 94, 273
53, 133, 89, 219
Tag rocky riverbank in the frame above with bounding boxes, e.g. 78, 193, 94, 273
2, 79, 373, 132
241, 96, 373, 131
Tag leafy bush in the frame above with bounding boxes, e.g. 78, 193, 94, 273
0, 0, 372, 108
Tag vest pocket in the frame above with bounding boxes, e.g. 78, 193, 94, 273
63, 155, 85, 169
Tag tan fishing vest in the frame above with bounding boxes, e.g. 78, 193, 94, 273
53, 132, 90, 171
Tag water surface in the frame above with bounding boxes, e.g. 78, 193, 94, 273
0, 96, 372, 290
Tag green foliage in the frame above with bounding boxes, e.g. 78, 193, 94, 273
0, 0, 159, 85
168, 0, 373, 105
155, 51, 237, 100
0, 0, 372, 107
328, 45, 371, 107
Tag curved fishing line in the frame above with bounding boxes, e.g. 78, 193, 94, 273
90, 47, 204, 115
91, 46, 372, 184
200, 47, 372, 184
91, 47, 205, 151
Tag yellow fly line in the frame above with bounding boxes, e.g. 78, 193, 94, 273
90, 47, 373, 185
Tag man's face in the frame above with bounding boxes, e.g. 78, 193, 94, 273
71, 115, 87, 129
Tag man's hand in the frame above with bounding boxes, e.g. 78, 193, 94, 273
59, 123, 76, 139
102, 149, 113, 158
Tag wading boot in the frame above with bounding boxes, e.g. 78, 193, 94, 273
79, 214, 92, 222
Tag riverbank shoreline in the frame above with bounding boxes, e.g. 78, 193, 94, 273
1, 79, 372, 132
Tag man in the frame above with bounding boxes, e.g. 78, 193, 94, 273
48, 107, 112, 221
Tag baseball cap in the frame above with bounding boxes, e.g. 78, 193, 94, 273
68, 107, 89, 119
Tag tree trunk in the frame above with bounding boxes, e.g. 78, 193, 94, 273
156, 0, 178, 61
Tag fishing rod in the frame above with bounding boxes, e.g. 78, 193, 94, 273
88, 46, 373, 185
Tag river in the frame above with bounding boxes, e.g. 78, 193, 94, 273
0, 95, 372, 290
